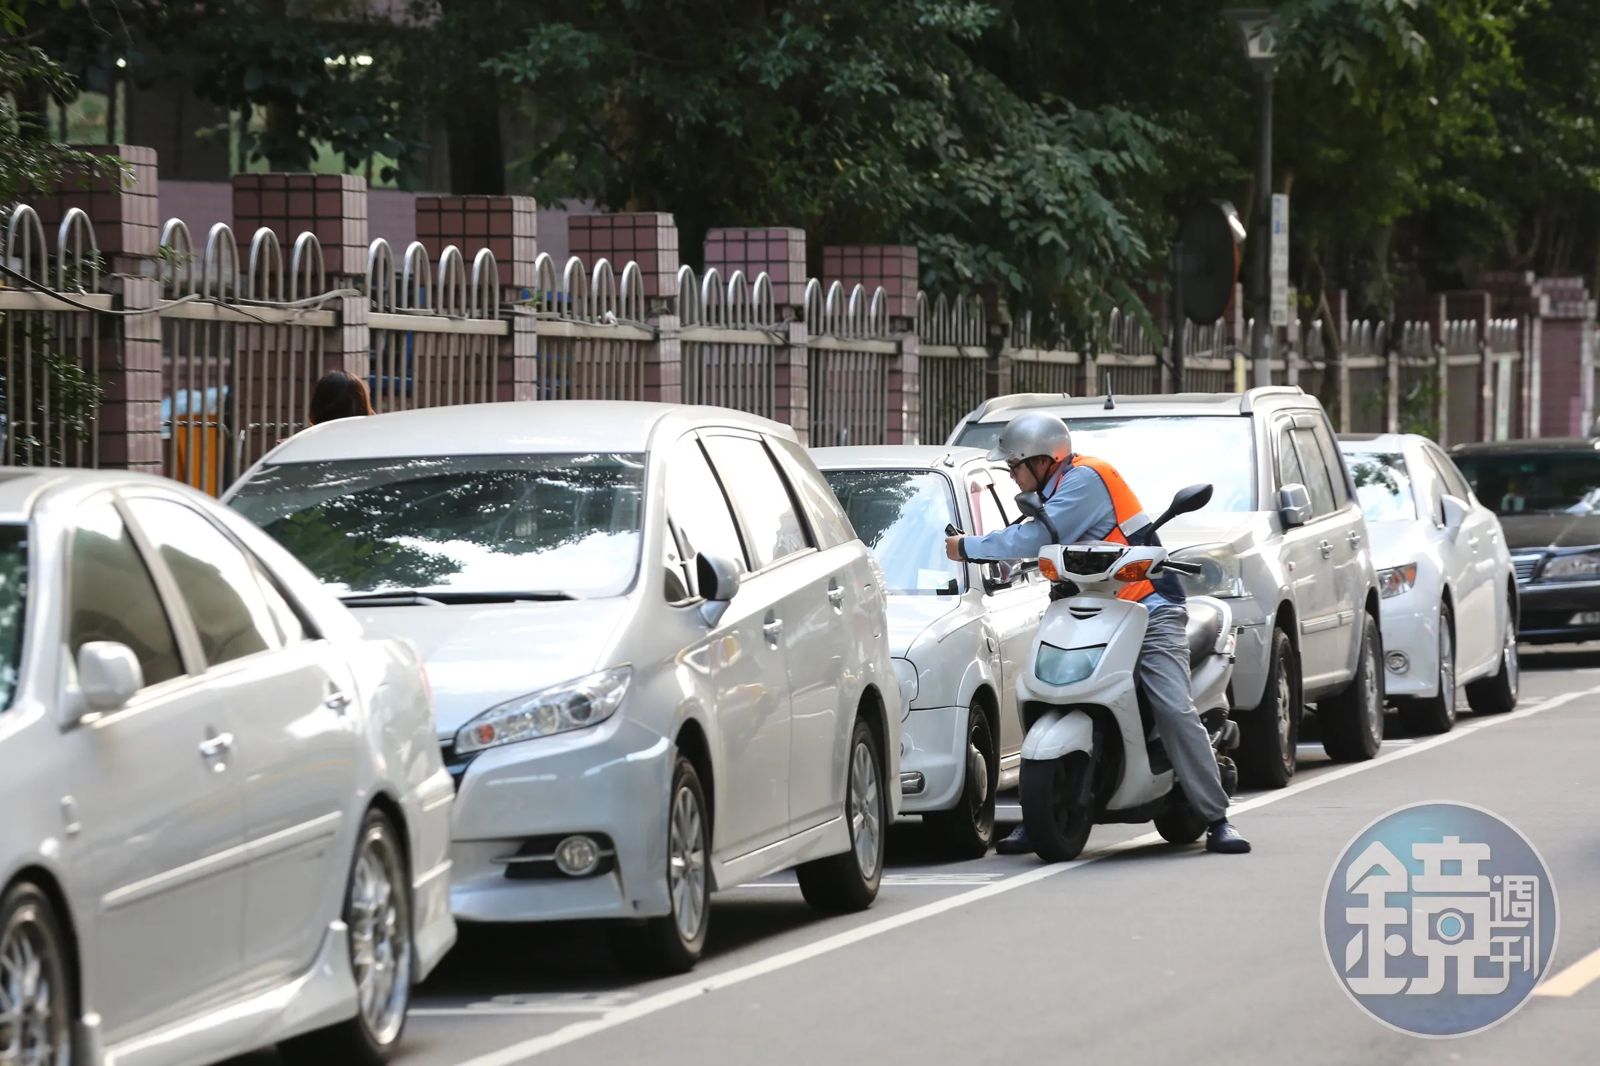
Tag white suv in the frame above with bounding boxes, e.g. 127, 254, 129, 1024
228, 401, 901, 973
948, 387, 1384, 787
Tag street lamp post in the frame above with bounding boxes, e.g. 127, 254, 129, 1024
1224, 8, 1280, 389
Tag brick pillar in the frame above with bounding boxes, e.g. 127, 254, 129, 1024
34, 145, 163, 472
569, 213, 681, 403
773, 320, 809, 442
704, 226, 806, 310
416, 195, 539, 401
822, 244, 919, 442
229, 169, 370, 467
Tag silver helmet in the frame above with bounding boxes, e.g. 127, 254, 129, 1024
985, 411, 1071, 466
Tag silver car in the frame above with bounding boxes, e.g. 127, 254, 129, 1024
0, 470, 456, 1066
227, 401, 902, 973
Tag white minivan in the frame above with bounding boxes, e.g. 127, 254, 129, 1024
227, 401, 902, 973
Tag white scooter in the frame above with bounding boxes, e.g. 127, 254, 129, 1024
1013, 483, 1241, 862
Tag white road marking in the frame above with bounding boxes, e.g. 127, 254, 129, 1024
1534, 944, 1600, 998
450, 681, 1600, 1066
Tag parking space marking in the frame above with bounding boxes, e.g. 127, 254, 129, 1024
1534, 945, 1600, 998
452, 680, 1600, 1066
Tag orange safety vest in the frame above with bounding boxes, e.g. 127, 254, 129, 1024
1054, 454, 1156, 603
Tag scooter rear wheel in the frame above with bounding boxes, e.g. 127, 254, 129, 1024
1020, 753, 1094, 862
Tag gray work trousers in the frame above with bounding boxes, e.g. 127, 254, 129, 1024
1138, 605, 1230, 824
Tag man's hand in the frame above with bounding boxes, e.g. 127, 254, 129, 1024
944, 535, 964, 562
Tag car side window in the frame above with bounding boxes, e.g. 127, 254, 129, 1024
702, 434, 813, 569
1291, 427, 1338, 516
125, 499, 285, 668
1275, 422, 1307, 493
768, 435, 854, 550
68, 503, 185, 688
664, 436, 748, 594
971, 477, 1006, 535
1309, 422, 1352, 508
1428, 447, 1474, 502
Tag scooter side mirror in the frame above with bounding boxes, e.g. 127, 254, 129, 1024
1014, 491, 1046, 520
1152, 483, 1214, 531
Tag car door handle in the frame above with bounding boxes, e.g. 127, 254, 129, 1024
198, 731, 234, 759
762, 618, 784, 643
1319, 540, 1334, 558
827, 585, 845, 609
1347, 531, 1362, 548
324, 688, 352, 713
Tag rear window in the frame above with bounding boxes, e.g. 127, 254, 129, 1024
1454, 451, 1600, 517
0, 525, 24, 709
1343, 452, 1416, 522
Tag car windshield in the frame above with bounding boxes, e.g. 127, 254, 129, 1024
0, 526, 23, 710
1342, 451, 1415, 522
822, 469, 962, 595
956, 415, 1256, 512
229, 453, 646, 598
1452, 452, 1600, 516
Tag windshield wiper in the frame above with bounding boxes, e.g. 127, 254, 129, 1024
339, 589, 577, 607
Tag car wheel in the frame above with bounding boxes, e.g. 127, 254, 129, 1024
1321, 612, 1385, 762
1467, 597, 1520, 715
282, 809, 412, 1066
611, 755, 711, 974
1400, 606, 1456, 735
0, 881, 74, 1066
924, 700, 997, 859
1235, 627, 1300, 789
796, 716, 885, 913
1020, 753, 1095, 862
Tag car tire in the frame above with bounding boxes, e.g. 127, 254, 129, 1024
1321, 611, 1386, 763
282, 809, 413, 1066
0, 881, 75, 1066
610, 756, 711, 975
1020, 752, 1095, 862
1467, 596, 1520, 715
1235, 626, 1299, 789
796, 716, 885, 913
924, 700, 997, 859
1399, 606, 1456, 735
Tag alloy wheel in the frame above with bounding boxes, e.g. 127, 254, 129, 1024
1439, 625, 1457, 727
0, 903, 68, 1066
349, 824, 411, 1048
668, 783, 708, 942
850, 741, 882, 880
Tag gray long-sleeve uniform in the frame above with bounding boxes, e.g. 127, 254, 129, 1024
960, 459, 1229, 824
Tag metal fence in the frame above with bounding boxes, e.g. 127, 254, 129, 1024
1, 205, 102, 469
0, 197, 1543, 487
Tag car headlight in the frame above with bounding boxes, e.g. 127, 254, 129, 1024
455, 667, 631, 755
892, 657, 918, 719
1170, 543, 1246, 599
1377, 563, 1419, 599
1541, 549, 1600, 581
1036, 643, 1105, 686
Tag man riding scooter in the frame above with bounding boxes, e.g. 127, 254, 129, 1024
943, 412, 1251, 855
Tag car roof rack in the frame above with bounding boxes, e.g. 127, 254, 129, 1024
1238, 385, 1305, 414
966, 392, 1074, 422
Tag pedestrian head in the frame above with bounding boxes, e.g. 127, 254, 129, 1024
309, 369, 374, 426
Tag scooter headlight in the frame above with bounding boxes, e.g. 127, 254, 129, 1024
1036, 643, 1106, 686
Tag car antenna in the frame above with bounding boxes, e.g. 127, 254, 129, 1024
1104, 374, 1115, 410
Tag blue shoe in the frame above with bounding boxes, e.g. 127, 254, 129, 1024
1206, 820, 1251, 854
994, 825, 1032, 855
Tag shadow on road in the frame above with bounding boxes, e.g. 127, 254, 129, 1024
1519, 645, 1600, 671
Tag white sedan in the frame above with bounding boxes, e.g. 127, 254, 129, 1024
226, 401, 901, 974
1339, 434, 1520, 733
0, 470, 455, 1066
813, 447, 1049, 857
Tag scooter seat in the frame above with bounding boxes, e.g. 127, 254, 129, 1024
1186, 599, 1225, 667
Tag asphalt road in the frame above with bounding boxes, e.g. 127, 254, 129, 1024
236, 645, 1600, 1065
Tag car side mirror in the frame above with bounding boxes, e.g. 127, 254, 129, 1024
73, 641, 144, 722
1014, 491, 1046, 520
1441, 494, 1470, 537
1278, 484, 1313, 529
982, 560, 1017, 592
696, 553, 742, 627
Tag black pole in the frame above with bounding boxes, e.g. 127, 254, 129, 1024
1250, 69, 1274, 387
1171, 242, 1186, 393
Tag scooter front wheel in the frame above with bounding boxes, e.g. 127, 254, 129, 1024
1020, 753, 1094, 862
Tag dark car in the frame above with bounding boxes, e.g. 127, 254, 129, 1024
1452, 438, 1600, 644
